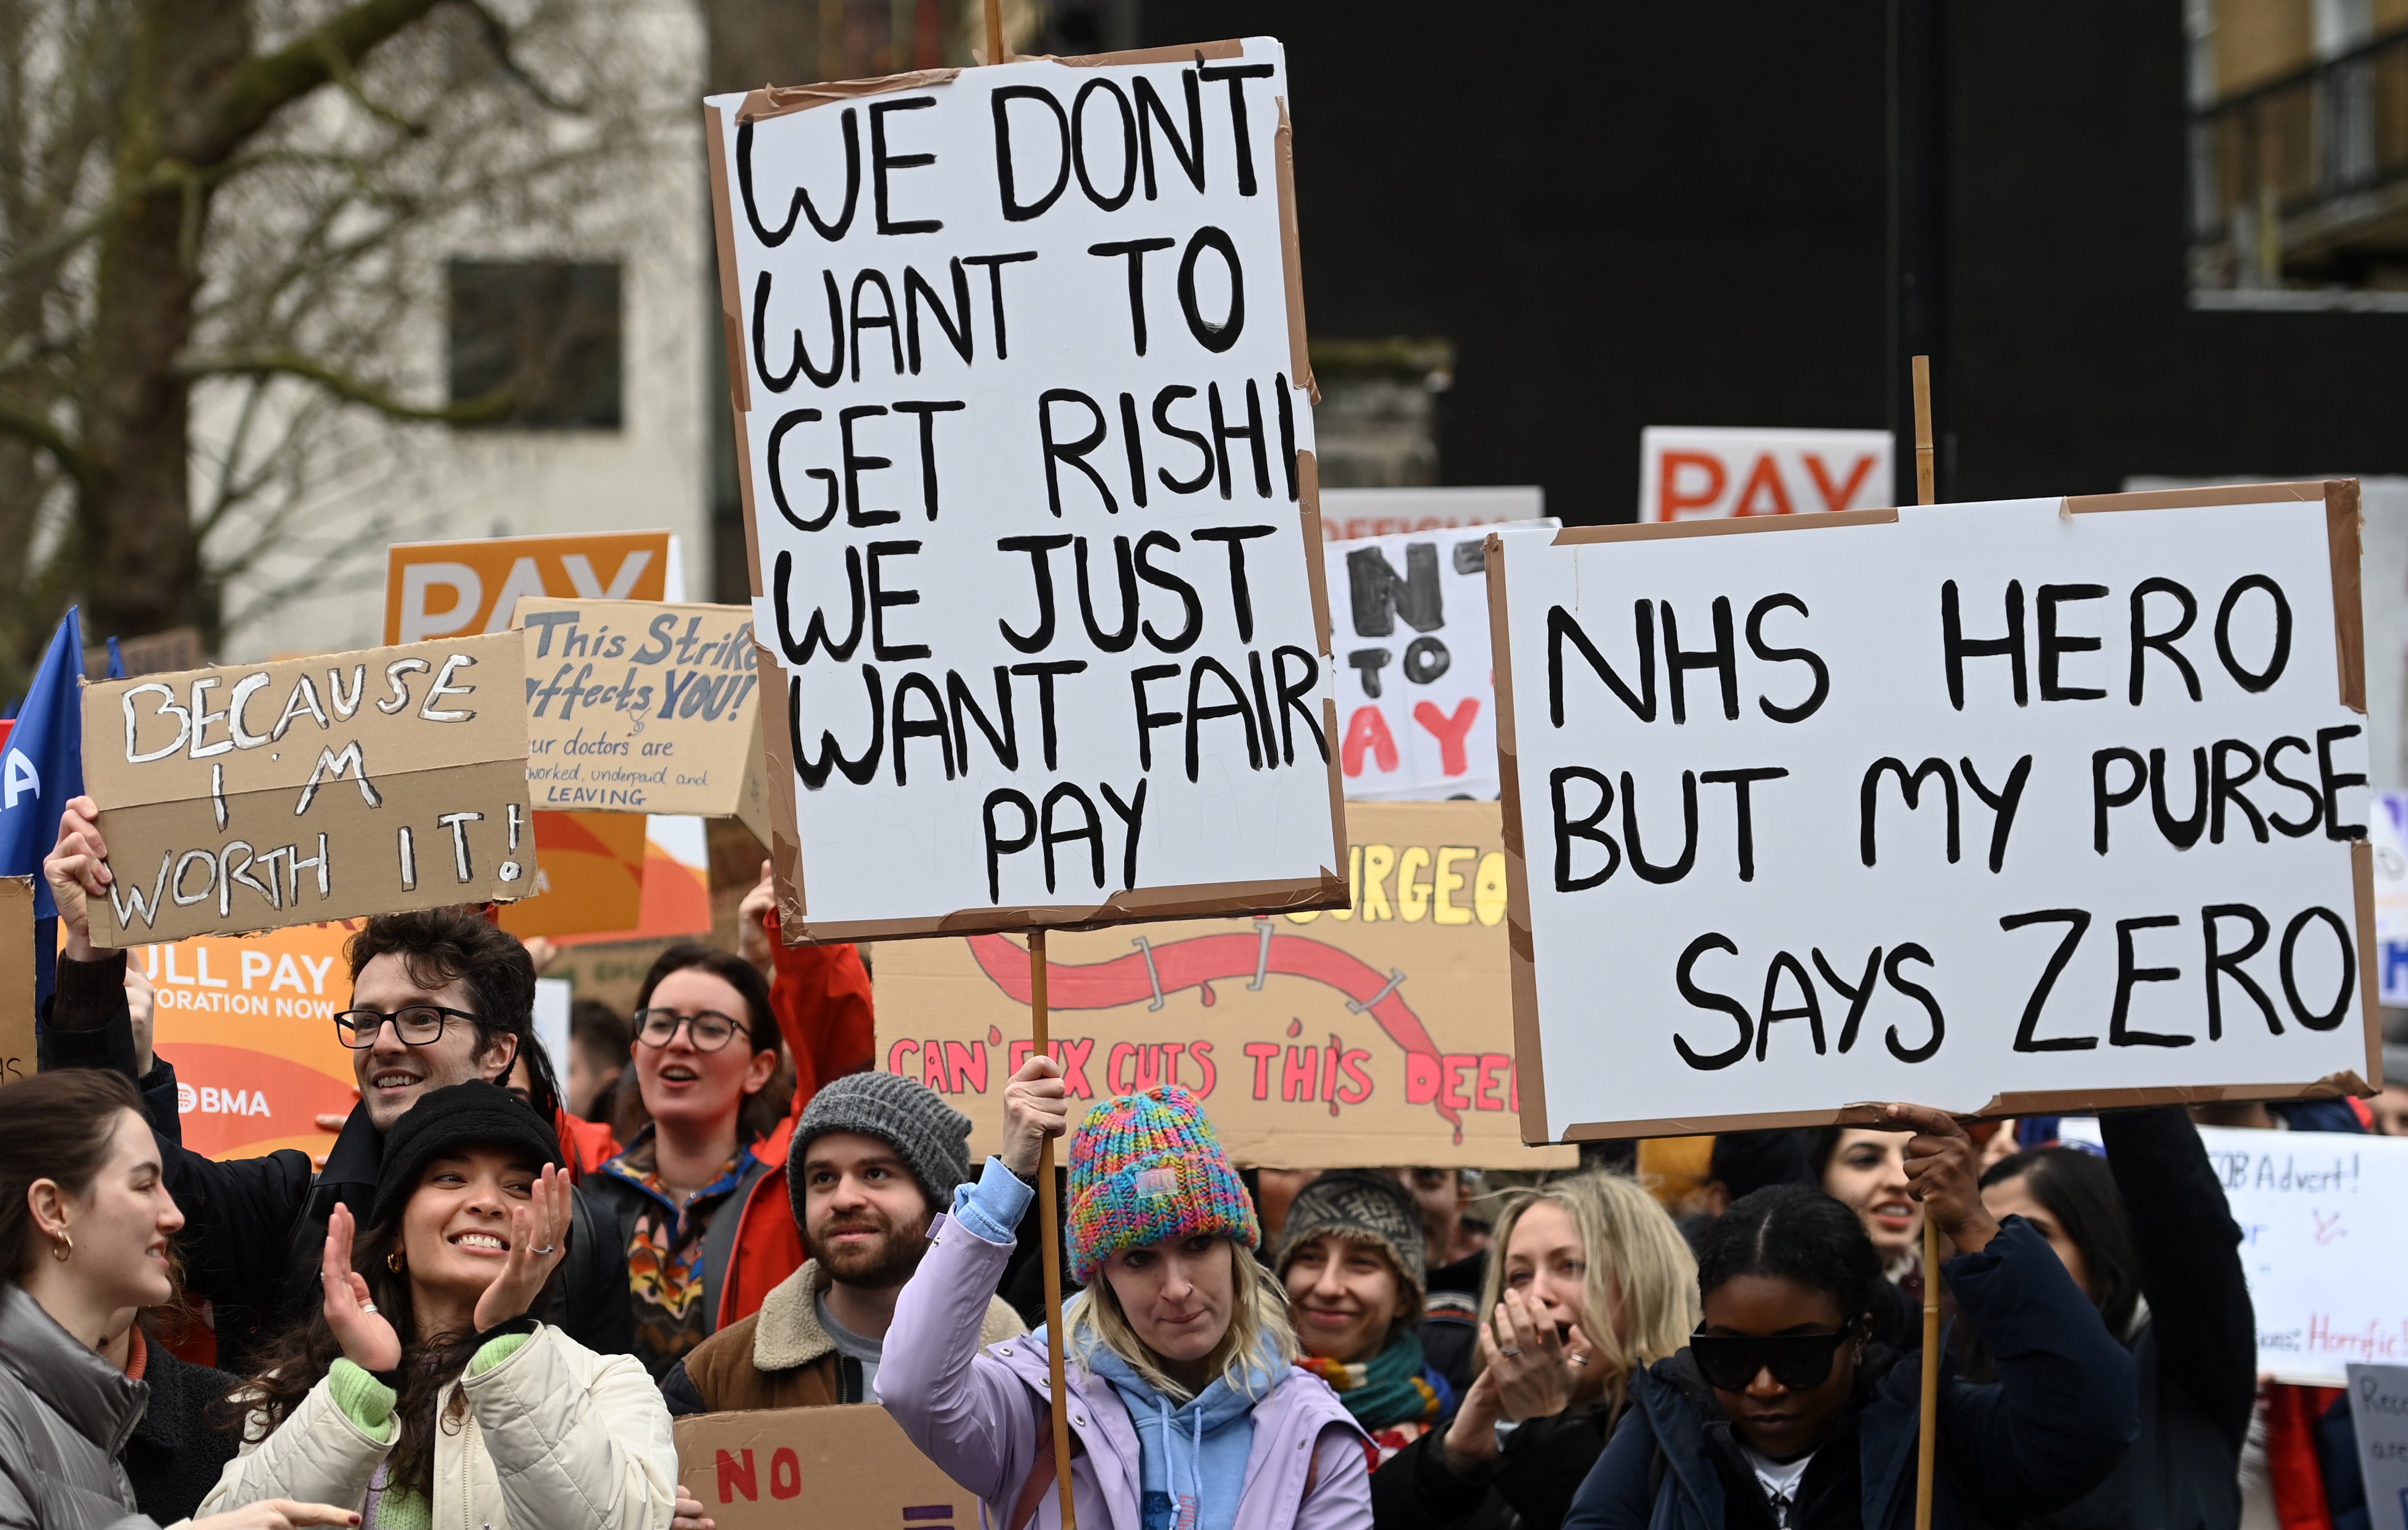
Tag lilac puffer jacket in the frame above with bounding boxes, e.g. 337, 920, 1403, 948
879, 1212, 1371, 1530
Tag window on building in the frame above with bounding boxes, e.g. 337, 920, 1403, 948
447, 260, 623, 428
2190, 0, 2408, 304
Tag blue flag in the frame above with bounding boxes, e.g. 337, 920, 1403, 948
0, 607, 86, 919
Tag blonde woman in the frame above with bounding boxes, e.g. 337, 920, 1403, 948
881, 1056, 1371, 1530
1369, 1173, 1699, 1530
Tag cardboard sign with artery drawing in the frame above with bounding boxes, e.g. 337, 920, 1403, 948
872, 800, 1574, 1169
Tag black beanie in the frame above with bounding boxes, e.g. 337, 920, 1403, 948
373, 1080, 565, 1227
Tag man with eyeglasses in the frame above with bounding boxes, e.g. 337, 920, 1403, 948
39, 796, 633, 1374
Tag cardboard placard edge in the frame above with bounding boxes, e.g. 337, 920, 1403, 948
1483, 532, 1550, 1147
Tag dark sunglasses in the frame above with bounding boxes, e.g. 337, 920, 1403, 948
1689, 1327, 1854, 1391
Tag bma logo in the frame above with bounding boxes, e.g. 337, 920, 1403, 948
177, 1083, 273, 1117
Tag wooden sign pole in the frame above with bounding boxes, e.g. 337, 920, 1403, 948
1028, 929, 1077, 1530
974, 7, 1063, 1518
1910, 353, 1941, 1530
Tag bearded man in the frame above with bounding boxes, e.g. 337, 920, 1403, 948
662, 1071, 1023, 1412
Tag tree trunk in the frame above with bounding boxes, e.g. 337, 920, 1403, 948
76, 0, 252, 642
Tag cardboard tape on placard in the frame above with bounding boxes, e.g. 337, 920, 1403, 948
700, 106, 751, 419
1549, 506, 1901, 547
2357, 838, 2382, 1085
1273, 96, 1316, 404
1298, 452, 1332, 655
1058, 39, 1245, 68
2063, 479, 2368, 715
737, 68, 963, 124
2327, 479, 2367, 712
2062, 479, 2326, 515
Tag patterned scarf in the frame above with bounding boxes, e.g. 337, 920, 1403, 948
1296, 1330, 1447, 1432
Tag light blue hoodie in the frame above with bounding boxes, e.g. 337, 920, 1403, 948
1079, 1334, 1278, 1530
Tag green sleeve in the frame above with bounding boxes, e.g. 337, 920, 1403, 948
327, 1358, 398, 1442
467, 1330, 532, 1376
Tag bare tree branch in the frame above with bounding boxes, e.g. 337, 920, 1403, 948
0, 397, 91, 488
449, 0, 588, 114
181, 350, 513, 424
185, 0, 447, 167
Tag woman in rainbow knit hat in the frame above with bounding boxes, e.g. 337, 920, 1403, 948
882, 1056, 1373, 1530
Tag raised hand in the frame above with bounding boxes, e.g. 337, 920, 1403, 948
737, 860, 777, 972
321, 1203, 401, 1372
44, 796, 110, 960
1482, 1287, 1583, 1422
472, 1163, 571, 1330
999, 1052, 1069, 1177
1441, 1366, 1503, 1471
672, 1489, 718, 1530
1886, 1102, 2001, 1257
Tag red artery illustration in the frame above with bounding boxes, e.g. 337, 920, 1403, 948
965, 927, 1467, 1136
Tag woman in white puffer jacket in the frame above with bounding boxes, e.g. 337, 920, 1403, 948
203, 1082, 674, 1530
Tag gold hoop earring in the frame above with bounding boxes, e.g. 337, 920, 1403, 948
51, 1232, 71, 1261
387, 1250, 405, 1273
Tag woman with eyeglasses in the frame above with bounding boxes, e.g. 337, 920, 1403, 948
586, 945, 806, 1381
1565, 1105, 2137, 1530
1370, 1173, 1697, 1530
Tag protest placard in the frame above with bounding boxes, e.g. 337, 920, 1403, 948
384, 531, 679, 643
81, 634, 536, 946
1320, 486, 1545, 544
1639, 426, 1894, 523
873, 800, 1575, 1169
1329, 523, 1550, 802
1, 876, 30, 1090
516, 598, 764, 819
2058, 1119, 2408, 1386
134, 922, 364, 1157
2347, 1363, 2408, 1523
706, 39, 1346, 942
674, 1405, 974, 1530
388, 534, 686, 936
1490, 481, 2378, 1142
2373, 791, 2408, 1003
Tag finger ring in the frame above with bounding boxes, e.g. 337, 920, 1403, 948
1499, 1346, 1522, 1358
534, 1245, 557, 1256
359, 1301, 378, 1314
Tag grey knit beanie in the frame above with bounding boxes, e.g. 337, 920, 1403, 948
789, 1071, 974, 1227
1275, 1170, 1428, 1310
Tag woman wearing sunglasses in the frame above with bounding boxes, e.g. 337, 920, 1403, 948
1565, 1104, 2137, 1530
587, 946, 802, 1381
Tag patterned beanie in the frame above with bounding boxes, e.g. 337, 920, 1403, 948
1065, 1087, 1258, 1284
1274, 1170, 1428, 1311
789, 1071, 974, 1231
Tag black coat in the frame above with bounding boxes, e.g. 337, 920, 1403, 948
2025, 1108, 2255, 1530
1565, 1217, 2139, 1530
42, 951, 633, 1377
121, 1335, 241, 1525
1370, 1397, 1626, 1530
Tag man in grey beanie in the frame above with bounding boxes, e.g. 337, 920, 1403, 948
661, 1071, 1024, 1417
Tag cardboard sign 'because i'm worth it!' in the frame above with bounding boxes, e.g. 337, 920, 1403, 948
82, 635, 534, 946
707, 40, 1346, 942
1490, 482, 2381, 1141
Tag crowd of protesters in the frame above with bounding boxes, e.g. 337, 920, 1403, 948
1, 796, 2394, 1530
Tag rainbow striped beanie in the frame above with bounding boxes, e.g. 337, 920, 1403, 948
1065, 1086, 1258, 1284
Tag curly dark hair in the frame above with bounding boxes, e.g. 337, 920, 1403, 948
214, 1192, 563, 1499
1981, 1145, 2141, 1337
1696, 1183, 1885, 1330
614, 943, 785, 1146
346, 908, 536, 1070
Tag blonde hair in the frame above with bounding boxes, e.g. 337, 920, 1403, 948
1067, 1239, 1299, 1404
1479, 1172, 1699, 1399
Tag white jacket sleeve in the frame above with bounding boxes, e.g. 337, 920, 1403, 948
197, 1383, 388, 1518
464, 1326, 676, 1530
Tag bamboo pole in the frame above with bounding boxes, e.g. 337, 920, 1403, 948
1911, 354, 1941, 1530
1029, 929, 1076, 1530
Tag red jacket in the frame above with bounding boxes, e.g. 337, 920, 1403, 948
645, 915, 874, 1331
